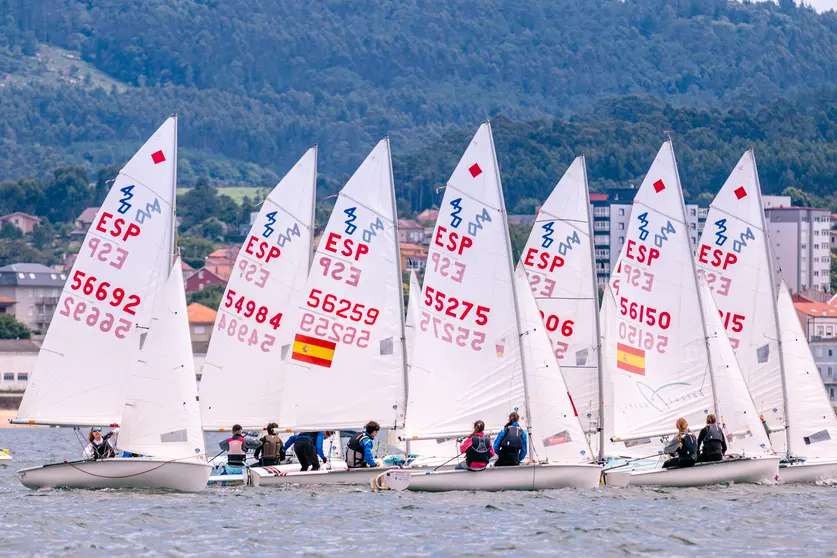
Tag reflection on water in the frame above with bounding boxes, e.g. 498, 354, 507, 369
1, 428, 836, 555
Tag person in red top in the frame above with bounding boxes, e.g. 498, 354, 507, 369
457, 420, 495, 470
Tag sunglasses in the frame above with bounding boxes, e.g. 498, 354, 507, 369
92, 428, 103, 433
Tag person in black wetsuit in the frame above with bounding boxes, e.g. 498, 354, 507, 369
697, 414, 727, 463
662, 418, 697, 469
283, 431, 331, 471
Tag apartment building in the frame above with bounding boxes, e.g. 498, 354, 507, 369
765, 206, 832, 294
0, 263, 66, 335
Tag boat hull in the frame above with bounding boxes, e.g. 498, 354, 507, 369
377, 463, 602, 492
603, 457, 779, 487
18, 459, 212, 492
778, 460, 837, 483
248, 463, 391, 486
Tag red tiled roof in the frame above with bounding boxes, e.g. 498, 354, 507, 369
589, 193, 609, 201
76, 207, 100, 224
187, 303, 217, 324
794, 302, 837, 318
398, 219, 424, 229
0, 212, 42, 223
0, 295, 17, 304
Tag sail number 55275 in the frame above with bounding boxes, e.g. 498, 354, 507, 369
423, 286, 489, 326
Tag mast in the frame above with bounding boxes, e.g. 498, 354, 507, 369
170, 113, 178, 264
310, 144, 318, 268
387, 137, 410, 446
487, 121, 533, 457
751, 149, 792, 454
668, 139, 722, 421
581, 155, 606, 462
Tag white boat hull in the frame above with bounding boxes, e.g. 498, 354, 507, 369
377, 463, 602, 492
603, 457, 779, 487
249, 463, 392, 486
778, 460, 837, 483
18, 458, 212, 492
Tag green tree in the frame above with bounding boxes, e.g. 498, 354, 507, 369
0, 222, 23, 240
513, 198, 541, 214
0, 314, 32, 340
187, 284, 225, 311
509, 223, 534, 264
0, 240, 51, 267
782, 186, 813, 208
179, 236, 216, 269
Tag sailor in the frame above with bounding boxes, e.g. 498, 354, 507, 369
84, 427, 116, 460
493, 412, 528, 466
254, 422, 286, 467
697, 414, 727, 462
346, 421, 381, 469
218, 424, 262, 467
662, 418, 697, 469
284, 430, 330, 471
457, 420, 494, 470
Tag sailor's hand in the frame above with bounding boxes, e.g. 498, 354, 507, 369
321, 457, 328, 463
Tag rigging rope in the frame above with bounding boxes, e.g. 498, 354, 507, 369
62, 454, 207, 479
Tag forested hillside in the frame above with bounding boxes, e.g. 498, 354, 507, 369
1, 0, 837, 205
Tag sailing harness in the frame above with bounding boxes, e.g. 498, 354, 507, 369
261, 434, 285, 461
465, 434, 491, 466
226, 436, 248, 466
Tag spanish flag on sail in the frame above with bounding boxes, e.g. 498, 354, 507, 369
291, 334, 337, 368
616, 343, 645, 375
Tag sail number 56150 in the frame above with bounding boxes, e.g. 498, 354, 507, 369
619, 296, 671, 329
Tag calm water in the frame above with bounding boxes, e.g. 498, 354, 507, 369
0, 428, 835, 556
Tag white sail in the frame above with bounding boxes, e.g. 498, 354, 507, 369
405, 270, 420, 366
698, 273, 773, 457
608, 142, 715, 450
283, 139, 406, 431
517, 156, 601, 443
516, 266, 594, 463
199, 148, 317, 430
406, 123, 525, 439
117, 258, 206, 461
778, 281, 837, 459
695, 151, 786, 449
15, 117, 177, 426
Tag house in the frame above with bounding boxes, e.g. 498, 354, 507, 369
0, 212, 41, 234
187, 302, 216, 343
70, 207, 100, 242
181, 259, 196, 279
398, 219, 425, 244
0, 263, 67, 334
184, 267, 227, 293
204, 246, 238, 281
0, 339, 40, 392
400, 243, 428, 271
795, 301, 837, 340
417, 209, 439, 225
0, 295, 16, 314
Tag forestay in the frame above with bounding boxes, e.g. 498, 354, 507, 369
516, 266, 594, 463
284, 140, 407, 431
199, 148, 317, 430
696, 151, 786, 449
118, 259, 206, 461
778, 281, 837, 459
608, 141, 714, 449
14, 117, 177, 426
406, 123, 525, 439
698, 273, 773, 456
517, 156, 601, 441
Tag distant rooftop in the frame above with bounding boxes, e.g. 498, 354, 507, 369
794, 302, 837, 318
187, 302, 217, 324
0, 263, 66, 287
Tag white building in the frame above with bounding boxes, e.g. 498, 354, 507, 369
0, 264, 67, 335
765, 206, 831, 294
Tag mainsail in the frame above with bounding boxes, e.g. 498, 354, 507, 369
118, 258, 206, 460
283, 139, 407, 431
14, 117, 177, 426
405, 270, 420, 367
608, 141, 718, 449
517, 156, 603, 453
695, 151, 787, 451
777, 281, 837, 459
199, 148, 317, 430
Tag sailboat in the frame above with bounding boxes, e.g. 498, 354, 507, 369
601, 141, 778, 487
696, 151, 837, 483
15, 117, 212, 492
199, 148, 317, 433
248, 139, 410, 487
517, 156, 605, 459
378, 123, 601, 492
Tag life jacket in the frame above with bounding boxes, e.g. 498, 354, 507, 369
90, 439, 112, 460
346, 432, 371, 468
703, 423, 724, 444
465, 434, 491, 466
500, 426, 523, 454
680, 433, 698, 461
261, 434, 284, 460
227, 436, 247, 466
296, 432, 319, 443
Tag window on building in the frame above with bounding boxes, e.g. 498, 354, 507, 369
818, 326, 825, 337
17, 373, 27, 381
3, 373, 13, 382
831, 387, 835, 400
827, 326, 834, 338
618, 223, 625, 230
618, 208, 625, 216
829, 367, 833, 377
830, 349, 834, 357
595, 249, 610, 260
194, 326, 207, 335
619, 236, 624, 243
814, 271, 820, 277
691, 208, 696, 216
802, 244, 807, 249
814, 244, 820, 250
690, 223, 696, 230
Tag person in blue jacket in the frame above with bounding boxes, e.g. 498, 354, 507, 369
345, 421, 381, 468
493, 412, 528, 466
283, 431, 330, 471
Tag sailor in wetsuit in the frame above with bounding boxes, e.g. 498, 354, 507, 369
284, 431, 330, 471
493, 412, 528, 466
697, 414, 727, 463
662, 418, 697, 469
84, 427, 116, 459
219, 424, 262, 467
